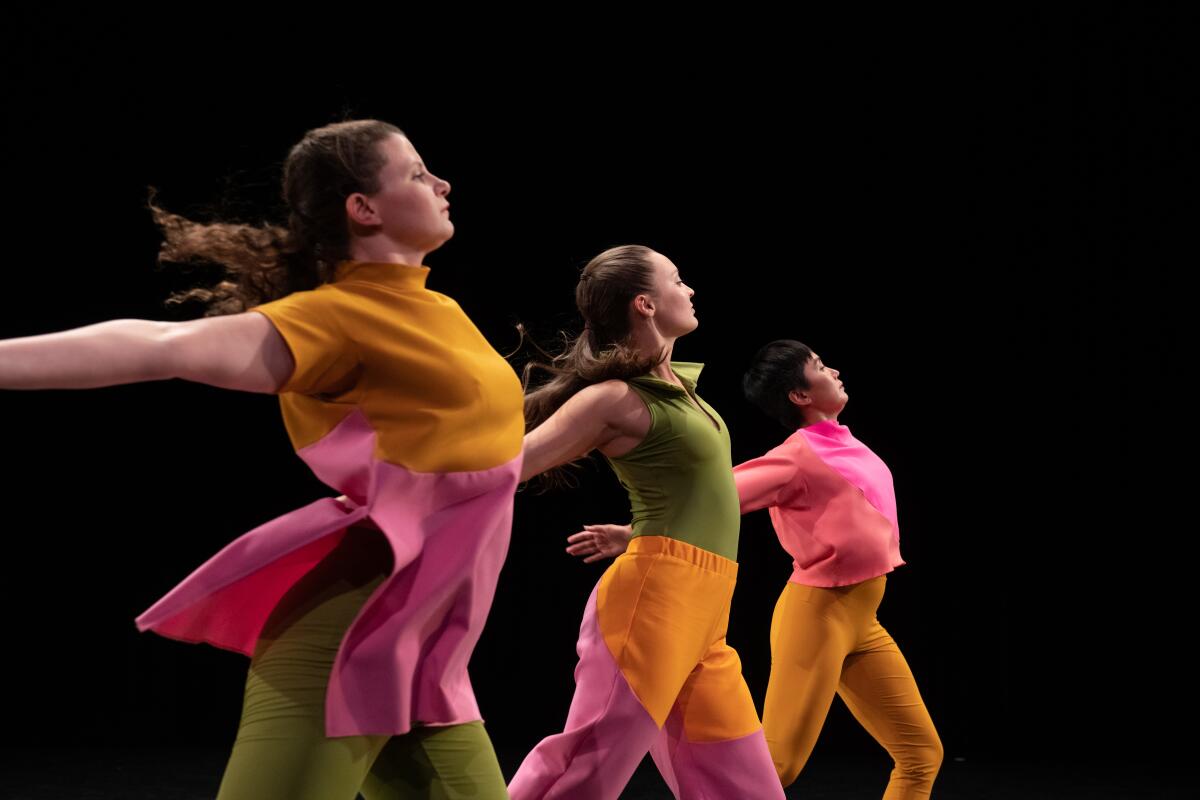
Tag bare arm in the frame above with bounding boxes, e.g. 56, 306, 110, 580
0, 311, 294, 394
520, 380, 649, 482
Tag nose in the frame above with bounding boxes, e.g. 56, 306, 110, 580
435, 174, 451, 197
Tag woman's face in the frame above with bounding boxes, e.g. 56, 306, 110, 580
643, 251, 697, 337
792, 354, 847, 416
361, 134, 453, 257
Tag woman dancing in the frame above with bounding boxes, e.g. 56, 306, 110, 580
0, 120, 522, 800
508, 244, 785, 800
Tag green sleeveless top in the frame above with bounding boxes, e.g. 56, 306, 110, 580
604, 362, 741, 561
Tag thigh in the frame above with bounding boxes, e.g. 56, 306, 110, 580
762, 582, 852, 784
219, 733, 388, 800
217, 528, 391, 800
360, 722, 508, 800
650, 636, 786, 799
837, 621, 939, 756
672, 635, 762, 743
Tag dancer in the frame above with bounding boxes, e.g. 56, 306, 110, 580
508, 245, 785, 800
0, 120, 522, 800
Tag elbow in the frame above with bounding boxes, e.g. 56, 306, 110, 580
519, 450, 544, 483
151, 321, 188, 381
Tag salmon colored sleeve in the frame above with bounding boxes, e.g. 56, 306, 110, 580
732, 439, 806, 513
252, 288, 361, 396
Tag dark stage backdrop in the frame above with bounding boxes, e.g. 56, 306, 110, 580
1, 6, 1191, 777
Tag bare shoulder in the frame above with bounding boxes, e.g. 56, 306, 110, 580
579, 380, 651, 450
573, 380, 641, 414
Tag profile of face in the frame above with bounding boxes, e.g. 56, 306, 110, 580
789, 353, 847, 418
350, 133, 453, 258
639, 251, 697, 337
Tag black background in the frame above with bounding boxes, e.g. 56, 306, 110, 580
1, 5, 1192, 788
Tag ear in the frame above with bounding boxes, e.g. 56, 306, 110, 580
345, 192, 380, 227
787, 388, 810, 407
631, 293, 656, 318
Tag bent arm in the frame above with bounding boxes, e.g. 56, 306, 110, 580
0, 312, 294, 394
520, 381, 644, 482
732, 442, 805, 513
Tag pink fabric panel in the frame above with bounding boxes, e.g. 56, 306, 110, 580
650, 705, 784, 799
137, 407, 522, 737
509, 583, 661, 800
134, 498, 367, 654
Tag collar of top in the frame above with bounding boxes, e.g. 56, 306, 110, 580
631, 361, 705, 395
334, 260, 430, 290
799, 419, 849, 439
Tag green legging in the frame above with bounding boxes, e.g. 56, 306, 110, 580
216, 527, 509, 800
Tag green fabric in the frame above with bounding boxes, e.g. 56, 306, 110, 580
605, 361, 742, 561
361, 722, 508, 800
216, 528, 507, 800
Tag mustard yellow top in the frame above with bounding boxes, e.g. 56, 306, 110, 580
253, 261, 524, 473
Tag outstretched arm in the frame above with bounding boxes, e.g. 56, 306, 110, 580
0, 312, 294, 394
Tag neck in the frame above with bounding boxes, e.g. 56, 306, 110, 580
627, 323, 677, 381
801, 410, 840, 427
349, 237, 429, 267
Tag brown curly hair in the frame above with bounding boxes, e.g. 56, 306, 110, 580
154, 119, 403, 315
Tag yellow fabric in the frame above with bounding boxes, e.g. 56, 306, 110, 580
595, 536, 761, 741
253, 262, 524, 472
763, 577, 942, 795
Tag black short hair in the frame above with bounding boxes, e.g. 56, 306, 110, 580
742, 339, 814, 430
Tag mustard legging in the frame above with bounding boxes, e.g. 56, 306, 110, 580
763, 575, 943, 798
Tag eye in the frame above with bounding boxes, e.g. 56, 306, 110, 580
413, 170, 426, 180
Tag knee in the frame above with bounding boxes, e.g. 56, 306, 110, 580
774, 756, 804, 789
898, 733, 943, 782
765, 724, 817, 788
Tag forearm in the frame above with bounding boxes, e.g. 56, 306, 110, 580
0, 319, 176, 389
520, 427, 593, 482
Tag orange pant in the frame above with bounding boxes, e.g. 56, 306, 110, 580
763, 576, 942, 797
510, 536, 783, 799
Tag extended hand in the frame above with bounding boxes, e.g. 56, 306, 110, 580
565, 523, 633, 563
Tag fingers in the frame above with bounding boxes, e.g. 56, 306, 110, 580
566, 525, 627, 564
567, 534, 606, 561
